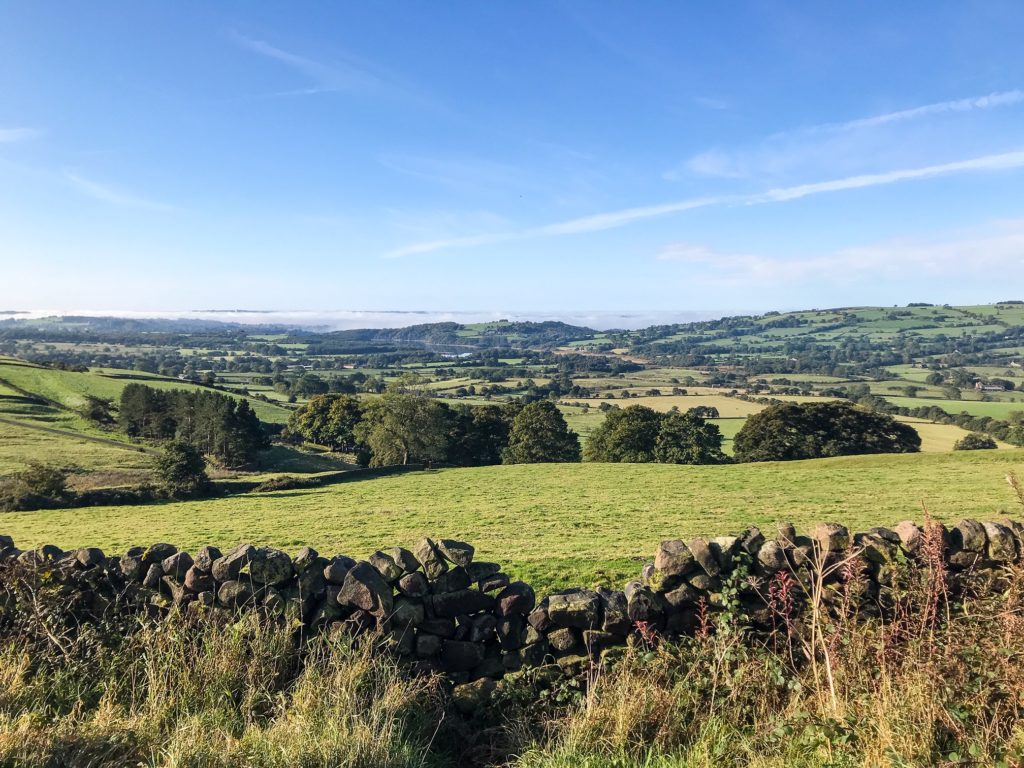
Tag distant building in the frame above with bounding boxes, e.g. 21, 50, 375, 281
974, 381, 1005, 392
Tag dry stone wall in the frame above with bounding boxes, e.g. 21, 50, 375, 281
2, 516, 1024, 692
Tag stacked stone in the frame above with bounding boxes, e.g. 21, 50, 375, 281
3, 516, 1024, 690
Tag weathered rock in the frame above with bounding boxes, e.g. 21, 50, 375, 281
184, 565, 215, 593
776, 522, 797, 546
757, 540, 787, 573
687, 572, 720, 592
641, 561, 656, 584
547, 588, 601, 629
430, 589, 495, 618
196, 590, 215, 607
338, 561, 394, 616
161, 575, 187, 606
654, 540, 696, 577
389, 547, 421, 574
452, 678, 496, 715
951, 520, 987, 553
582, 630, 620, 653
662, 583, 700, 611
626, 584, 664, 628
142, 563, 163, 590
75, 547, 105, 569
547, 626, 579, 652
385, 627, 415, 656
738, 527, 765, 555
480, 572, 511, 592
982, 521, 1017, 562
414, 538, 449, 579
242, 547, 293, 586
218, 579, 254, 608
398, 571, 429, 598
419, 617, 457, 638
390, 597, 425, 627
496, 581, 536, 616
440, 640, 485, 672
368, 550, 404, 582
162, 551, 194, 580
466, 561, 501, 581
323, 555, 356, 585
893, 521, 924, 556
297, 559, 328, 598
193, 545, 222, 572
688, 537, 720, 577
710, 536, 740, 571
597, 588, 631, 635
496, 615, 524, 650
854, 531, 899, 565
472, 655, 505, 680
948, 550, 982, 570
119, 547, 146, 580
293, 546, 320, 573
437, 539, 474, 567
431, 566, 472, 593
211, 544, 256, 582
141, 543, 176, 566
665, 608, 701, 634
811, 523, 850, 554
527, 599, 551, 632
469, 613, 498, 643
415, 632, 442, 657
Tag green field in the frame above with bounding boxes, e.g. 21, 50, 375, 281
5, 450, 1023, 592
0, 358, 293, 424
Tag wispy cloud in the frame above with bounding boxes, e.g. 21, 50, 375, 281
656, 218, 1024, 285
671, 88, 1024, 181
64, 171, 177, 212
814, 90, 1024, 134
0, 127, 40, 143
232, 31, 404, 98
385, 149, 1024, 258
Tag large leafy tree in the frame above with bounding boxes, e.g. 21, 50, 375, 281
154, 441, 210, 498
288, 394, 364, 451
733, 401, 920, 462
502, 400, 581, 464
355, 393, 450, 466
584, 405, 663, 462
654, 410, 730, 465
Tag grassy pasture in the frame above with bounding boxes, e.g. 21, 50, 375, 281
564, 394, 762, 418
883, 395, 1024, 420
0, 418, 153, 478
4, 450, 1023, 592
0, 359, 293, 424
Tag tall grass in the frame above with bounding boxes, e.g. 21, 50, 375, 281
516, 538, 1024, 767
0, 616, 445, 768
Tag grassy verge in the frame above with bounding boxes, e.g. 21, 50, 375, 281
3, 450, 1024, 592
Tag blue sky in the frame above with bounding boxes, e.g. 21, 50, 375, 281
2, 1, 1024, 315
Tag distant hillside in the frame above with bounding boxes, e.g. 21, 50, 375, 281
607, 303, 1024, 371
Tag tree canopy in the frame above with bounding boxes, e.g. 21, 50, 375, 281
502, 400, 581, 464
733, 401, 921, 462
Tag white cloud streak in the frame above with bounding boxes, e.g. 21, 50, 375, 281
385, 149, 1024, 258
64, 171, 177, 212
232, 32, 398, 97
816, 90, 1024, 134
674, 89, 1024, 181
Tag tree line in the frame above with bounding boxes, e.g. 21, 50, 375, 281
118, 383, 268, 467
286, 394, 581, 467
